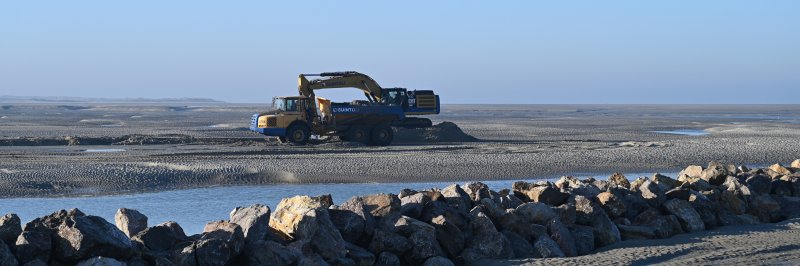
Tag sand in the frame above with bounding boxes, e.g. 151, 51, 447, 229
478, 218, 800, 266
1, 103, 800, 197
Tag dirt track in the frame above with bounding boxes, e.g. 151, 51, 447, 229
1, 103, 800, 197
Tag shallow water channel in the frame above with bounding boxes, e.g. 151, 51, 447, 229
1, 172, 673, 234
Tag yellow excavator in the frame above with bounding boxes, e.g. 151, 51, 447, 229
250, 71, 440, 145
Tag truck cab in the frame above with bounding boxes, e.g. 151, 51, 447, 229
250, 96, 311, 142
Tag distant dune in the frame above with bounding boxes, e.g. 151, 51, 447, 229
0, 95, 224, 103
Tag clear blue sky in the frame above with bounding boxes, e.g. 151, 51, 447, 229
1, 1, 798, 103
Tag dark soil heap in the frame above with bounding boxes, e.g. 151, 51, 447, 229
394, 121, 478, 143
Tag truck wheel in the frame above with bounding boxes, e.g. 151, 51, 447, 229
346, 126, 370, 144
370, 125, 393, 146
286, 124, 310, 145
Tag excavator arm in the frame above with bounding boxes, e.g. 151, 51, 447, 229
298, 71, 384, 102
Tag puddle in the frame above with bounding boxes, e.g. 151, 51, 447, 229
207, 124, 230, 128
650, 130, 709, 136
100, 124, 123, 127
84, 149, 126, 153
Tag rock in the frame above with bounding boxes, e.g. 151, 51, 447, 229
622, 192, 651, 220
374, 252, 401, 266
14, 230, 51, 264
114, 208, 147, 238
75, 257, 125, 266
131, 221, 188, 252
748, 194, 784, 223
519, 186, 568, 206
441, 184, 473, 213
431, 215, 465, 258
617, 224, 657, 240
574, 195, 600, 225
194, 220, 245, 265
229, 204, 271, 244
0, 241, 18, 266
547, 219, 577, 257
270, 195, 347, 262
393, 216, 443, 264
345, 242, 375, 266
501, 230, 535, 258
746, 174, 772, 195
570, 225, 595, 255
420, 201, 468, 230
460, 212, 504, 263
590, 209, 621, 247
608, 172, 631, 189
533, 235, 565, 258
360, 193, 401, 218
771, 179, 793, 196
515, 202, 558, 225
688, 191, 719, 228
0, 214, 21, 247
720, 189, 747, 215
552, 203, 576, 226
422, 256, 455, 266
463, 182, 492, 202
792, 159, 800, 169
499, 193, 525, 209
400, 193, 431, 219
702, 162, 730, 185
769, 163, 792, 177
678, 165, 704, 179
778, 197, 800, 218
45, 213, 134, 263
629, 177, 647, 193
242, 240, 299, 266
718, 213, 760, 226
329, 197, 375, 243
664, 188, 691, 201
681, 176, 713, 191
652, 173, 680, 189
639, 180, 668, 208
597, 192, 626, 218
368, 229, 411, 254
662, 199, 705, 232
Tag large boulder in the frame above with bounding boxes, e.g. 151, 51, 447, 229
768, 163, 792, 178
651, 173, 680, 190
229, 204, 271, 244
431, 215, 465, 258
420, 201, 469, 230
241, 240, 299, 266
0, 240, 18, 266
678, 165, 704, 179
400, 193, 431, 219
533, 235, 565, 258
778, 196, 800, 219
661, 199, 705, 232
552, 203, 576, 226
131, 221, 188, 252
719, 189, 747, 215
747, 194, 785, 223
75, 257, 125, 266
191, 221, 245, 265
590, 209, 621, 247
639, 180, 668, 208
463, 182, 492, 203
269, 195, 347, 262
792, 159, 800, 169
375, 252, 401, 266
329, 197, 376, 243
515, 202, 558, 225
0, 214, 21, 247
114, 208, 147, 238
746, 174, 772, 195
633, 209, 684, 238
440, 184, 473, 213
701, 162, 731, 185
771, 179, 793, 196
393, 216, 443, 264
688, 191, 719, 228
617, 224, 657, 240
501, 230, 535, 258
460, 211, 504, 263
573, 195, 600, 225
360, 194, 401, 218
14, 230, 51, 264
517, 186, 568, 206
368, 229, 411, 254
597, 192, 626, 218
547, 219, 577, 257
346, 242, 375, 266
570, 225, 595, 255
422, 256, 455, 266
608, 172, 631, 189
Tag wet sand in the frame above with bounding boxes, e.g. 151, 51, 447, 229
1, 103, 800, 197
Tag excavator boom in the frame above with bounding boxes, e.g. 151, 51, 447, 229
298, 71, 384, 102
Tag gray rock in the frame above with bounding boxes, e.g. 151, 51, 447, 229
662, 199, 705, 232
778, 196, 800, 219
547, 219, 576, 257
463, 182, 492, 203
664, 188, 691, 201
441, 184, 473, 213
533, 235, 565, 258
0, 240, 18, 266
14, 230, 51, 264
0, 214, 21, 247
608, 172, 631, 189
242, 240, 299, 266
49, 213, 134, 263
329, 197, 375, 243
132, 221, 188, 252
368, 229, 411, 254
431, 215, 465, 258
597, 192, 626, 218
702, 162, 730, 185
269, 195, 347, 262
617, 224, 657, 240
515, 202, 558, 225
75, 257, 125, 266
360, 193, 401, 218
192, 221, 245, 265
746, 174, 772, 195
460, 212, 504, 263
114, 208, 147, 238
422, 256, 455, 266
345, 242, 375, 266
420, 201, 468, 230
570, 225, 595, 255
652, 173, 680, 189
374, 252, 401, 266
639, 180, 668, 208
394, 216, 443, 264
400, 193, 431, 219
229, 204, 271, 244
688, 191, 719, 228
590, 209, 621, 247
574, 195, 600, 225
501, 230, 535, 258
678, 165, 704, 179
521, 186, 569, 206
748, 194, 785, 223
771, 179, 793, 196
552, 203, 576, 226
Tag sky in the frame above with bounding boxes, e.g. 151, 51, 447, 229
1, 1, 798, 104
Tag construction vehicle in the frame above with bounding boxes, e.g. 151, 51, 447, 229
249, 71, 440, 145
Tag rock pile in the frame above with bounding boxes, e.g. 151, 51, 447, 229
1, 160, 799, 265
394, 122, 478, 143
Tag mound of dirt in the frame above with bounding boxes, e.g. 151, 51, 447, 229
394, 121, 478, 143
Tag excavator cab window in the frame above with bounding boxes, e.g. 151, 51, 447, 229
382, 89, 407, 108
